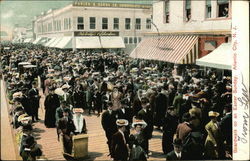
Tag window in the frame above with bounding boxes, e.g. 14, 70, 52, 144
102, 18, 108, 29
68, 18, 71, 29
125, 18, 131, 30
53, 21, 56, 31
135, 18, 141, 30
113, 18, 119, 30
206, 0, 212, 18
146, 18, 151, 29
138, 37, 142, 43
90, 17, 96, 29
185, 0, 191, 21
77, 17, 84, 30
218, 0, 229, 17
204, 40, 217, 51
165, 0, 170, 23
134, 37, 138, 44
58, 20, 61, 31
124, 37, 128, 44
64, 18, 68, 30
129, 37, 133, 44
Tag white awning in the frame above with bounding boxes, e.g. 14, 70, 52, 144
24, 38, 32, 43
100, 36, 125, 48
196, 43, 232, 70
76, 37, 102, 49
33, 37, 47, 45
48, 37, 63, 47
44, 37, 57, 47
33, 37, 42, 44
55, 37, 72, 49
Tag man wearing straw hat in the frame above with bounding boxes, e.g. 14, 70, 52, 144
111, 119, 129, 161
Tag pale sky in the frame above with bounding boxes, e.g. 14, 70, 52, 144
0, 0, 152, 30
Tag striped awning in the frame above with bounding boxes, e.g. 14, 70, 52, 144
130, 35, 199, 64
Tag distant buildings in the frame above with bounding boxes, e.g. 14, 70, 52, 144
33, 1, 152, 53
0, 26, 13, 42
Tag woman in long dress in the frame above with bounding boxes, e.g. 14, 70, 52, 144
111, 87, 122, 111
44, 87, 60, 128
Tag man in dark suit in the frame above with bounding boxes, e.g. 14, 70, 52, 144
219, 104, 232, 157
166, 138, 187, 160
117, 99, 133, 124
111, 119, 129, 161
137, 97, 153, 155
101, 102, 118, 155
28, 82, 40, 122
57, 108, 76, 154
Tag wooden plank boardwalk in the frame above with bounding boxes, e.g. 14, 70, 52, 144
20, 88, 167, 160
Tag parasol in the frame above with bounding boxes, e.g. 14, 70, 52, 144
55, 88, 65, 96
23, 65, 37, 68
18, 62, 31, 66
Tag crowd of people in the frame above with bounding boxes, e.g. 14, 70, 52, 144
1, 42, 232, 160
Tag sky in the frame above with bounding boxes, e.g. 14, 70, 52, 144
0, 0, 153, 30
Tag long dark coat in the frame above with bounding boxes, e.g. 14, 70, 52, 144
162, 113, 179, 154
44, 93, 60, 128
154, 93, 168, 126
111, 131, 129, 161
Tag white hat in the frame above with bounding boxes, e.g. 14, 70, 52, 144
62, 84, 70, 89
73, 108, 84, 113
132, 120, 147, 128
208, 111, 220, 117
116, 119, 129, 126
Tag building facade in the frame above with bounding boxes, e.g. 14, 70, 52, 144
33, 1, 152, 53
152, 0, 231, 59
130, 0, 232, 64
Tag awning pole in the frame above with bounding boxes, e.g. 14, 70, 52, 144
72, 32, 76, 52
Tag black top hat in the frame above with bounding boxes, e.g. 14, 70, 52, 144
63, 108, 71, 113
173, 138, 183, 146
107, 101, 113, 107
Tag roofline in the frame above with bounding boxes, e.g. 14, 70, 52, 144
143, 30, 231, 36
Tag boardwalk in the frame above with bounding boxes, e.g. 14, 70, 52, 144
33, 108, 167, 160
2, 82, 167, 160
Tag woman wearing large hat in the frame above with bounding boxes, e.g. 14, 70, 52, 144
129, 119, 148, 161
204, 111, 224, 159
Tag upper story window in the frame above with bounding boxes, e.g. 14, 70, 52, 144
90, 17, 96, 29
134, 37, 138, 44
129, 37, 133, 44
102, 18, 108, 30
138, 37, 142, 43
124, 37, 128, 44
185, 0, 191, 22
77, 17, 84, 30
165, 0, 170, 23
113, 18, 119, 30
58, 20, 61, 31
68, 18, 71, 29
125, 18, 131, 30
64, 18, 68, 30
206, 0, 212, 18
135, 18, 141, 30
146, 18, 151, 29
217, 0, 229, 17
